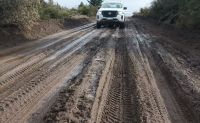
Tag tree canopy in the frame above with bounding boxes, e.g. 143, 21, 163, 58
87, 0, 103, 7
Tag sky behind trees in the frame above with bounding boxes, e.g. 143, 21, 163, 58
50, 0, 154, 16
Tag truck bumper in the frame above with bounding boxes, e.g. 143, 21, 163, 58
97, 19, 124, 25
96, 14, 125, 23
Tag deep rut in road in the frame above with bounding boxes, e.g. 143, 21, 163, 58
42, 29, 113, 123
94, 30, 138, 123
127, 19, 199, 122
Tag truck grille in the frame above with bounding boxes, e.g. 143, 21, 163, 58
102, 11, 118, 17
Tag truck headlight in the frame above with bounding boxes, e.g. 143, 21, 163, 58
98, 11, 102, 15
118, 11, 124, 15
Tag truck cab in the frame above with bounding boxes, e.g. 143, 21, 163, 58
96, 2, 127, 29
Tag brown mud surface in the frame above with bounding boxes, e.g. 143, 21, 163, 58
0, 18, 200, 123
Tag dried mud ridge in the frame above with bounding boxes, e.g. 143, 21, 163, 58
0, 19, 200, 123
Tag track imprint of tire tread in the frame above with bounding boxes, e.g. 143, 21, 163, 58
99, 30, 138, 123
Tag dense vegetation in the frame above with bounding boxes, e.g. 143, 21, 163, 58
0, 0, 40, 30
87, 0, 103, 7
39, 0, 78, 20
0, 0, 103, 30
78, 0, 103, 16
136, 0, 200, 29
78, 2, 98, 17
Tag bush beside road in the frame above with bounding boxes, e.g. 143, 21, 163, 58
135, 0, 200, 29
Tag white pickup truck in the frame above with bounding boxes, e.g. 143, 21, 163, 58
96, 2, 127, 29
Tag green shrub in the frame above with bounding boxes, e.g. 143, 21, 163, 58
137, 8, 150, 17
138, 0, 200, 29
88, 6, 98, 17
0, 0, 40, 30
78, 2, 98, 17
177, 0, 200, 28
39, 1, 76, 20
78, 2, 90, 16
0, 0, 95, 31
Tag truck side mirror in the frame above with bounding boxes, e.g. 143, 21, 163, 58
123, 7, 127, 10
98, 6, 100, 9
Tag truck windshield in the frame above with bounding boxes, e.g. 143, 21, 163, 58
101, 3, 123, 8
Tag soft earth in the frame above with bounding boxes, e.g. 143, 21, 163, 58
0, 18, 200, 123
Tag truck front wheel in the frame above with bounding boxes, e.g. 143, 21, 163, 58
96, 22, 101, 29
120, 23, 125, 29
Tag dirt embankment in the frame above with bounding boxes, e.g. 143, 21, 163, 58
0, 17, 92, 50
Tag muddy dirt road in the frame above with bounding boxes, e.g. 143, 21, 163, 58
0, 18, 200, 123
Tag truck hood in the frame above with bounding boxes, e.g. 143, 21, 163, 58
98, 8, 124, 12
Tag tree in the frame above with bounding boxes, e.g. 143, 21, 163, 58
79, 2, 85, 8
48, 0, 53, 5
78, 2, 90, 15
87, 0, 103, 7
40, 0, 47, 7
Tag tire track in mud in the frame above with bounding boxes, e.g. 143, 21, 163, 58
1, 19, 199, 123
126, 21, 177, 123
0, 28, 102, 123
150, 43, 200, 122
0, 29, 95, 95
100, 32, 137, 123
42, 30, 113, 123
135, 33, 190, 122
0, 23, 95, 60
0, 26, 94, 78
92, 29, 139, 123
129, 19, 198, 122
